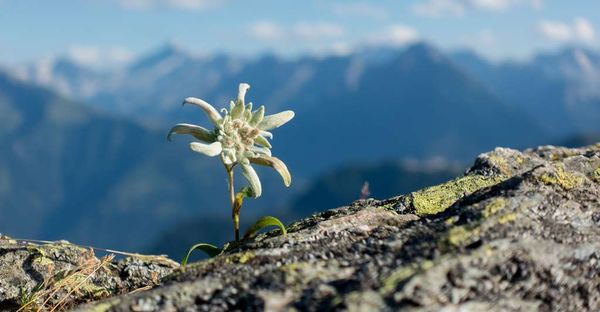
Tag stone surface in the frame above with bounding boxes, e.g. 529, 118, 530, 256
0, 238, 178, 311
7, 143, 600, 311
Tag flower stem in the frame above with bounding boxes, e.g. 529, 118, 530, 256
225, 165, 239, 241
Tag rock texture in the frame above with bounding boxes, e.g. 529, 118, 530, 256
0, 238, 178, 311
5, 143, 600, 311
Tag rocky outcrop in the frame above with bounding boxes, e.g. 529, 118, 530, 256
5, 143, 600, 311
0, 238, 177, 311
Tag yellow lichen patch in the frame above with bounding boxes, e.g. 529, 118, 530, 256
444, 216, 459, 226
281, 262, 354, 286
539, 164, 584, 190
237, 252, 255, 264
486, 155, 513, 176
447, 225, 481, 247
498, 213, 517, 224
483, 198, 506, 218
222, 251, 255, 264
592, 167, 600, 183
380, 266, 417, 295
411, 174, 506, 216
380, 260, 434, 295
515, 155, 524, 165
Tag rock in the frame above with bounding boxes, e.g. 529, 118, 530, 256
0, 238, 178, 311
8, 143, 600, 311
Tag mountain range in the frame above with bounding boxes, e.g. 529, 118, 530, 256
2, 41, 599, 256
13, 42, 558, 173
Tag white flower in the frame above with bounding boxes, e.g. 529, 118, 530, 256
168, 83, 294, 197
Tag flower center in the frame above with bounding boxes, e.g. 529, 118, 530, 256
219, 118, 260, 152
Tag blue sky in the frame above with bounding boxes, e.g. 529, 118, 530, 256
0, 0, 599, 67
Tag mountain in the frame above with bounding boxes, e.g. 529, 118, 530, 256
12, 57, 107, 99
0, 70, 281, 251
12, 42, 551, 175
452, 47, 600, 136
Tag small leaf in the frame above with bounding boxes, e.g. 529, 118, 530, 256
243, 216, 287, 239
233, 187, 253, 215
181, 243, 222, 266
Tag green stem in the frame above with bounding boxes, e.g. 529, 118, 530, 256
225, 164, 239, 241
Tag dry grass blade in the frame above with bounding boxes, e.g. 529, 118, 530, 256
17, 252, 114, 312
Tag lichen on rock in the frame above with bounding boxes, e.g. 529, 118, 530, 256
5, 143, 600, 311
0, 238, 177, 311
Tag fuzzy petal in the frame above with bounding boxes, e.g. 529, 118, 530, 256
221, 148, 237, 165
167, 123, 215, 142
241, 163, 262, 197
254, 135, 272, 148
249, 155, 291, 187
258, 110, 295, 130
250, 146, 272, 157
183, 97, 222, 126
231, 100, 245, 119
189, 142, 222, 157
243, 109, 252, 121
249, 106, 265, 126
237, 83, 250, 104
259, 130, 273, 139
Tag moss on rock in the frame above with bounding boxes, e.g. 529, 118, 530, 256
410, 174, 506, 215
539, 164, 584, 190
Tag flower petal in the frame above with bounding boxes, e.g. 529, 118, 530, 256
167, 123, 215, 142
250, 146, 272, 157
243, 109, 252, 121
249, 155, 291, 187
221, 148, 237, 165
241, 163, 262, 197
231, 84, 250, 119
189, 142, 222, 157
258, 110, 295, 130
237, 83, 250, 104
183, 97, 222, 126
249, 106, 265, 126
254, 135, 272, 148
260, 130, 273, 139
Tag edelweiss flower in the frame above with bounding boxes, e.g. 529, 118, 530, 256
168, 83, 294, 197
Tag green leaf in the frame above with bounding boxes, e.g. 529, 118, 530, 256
243, 216, 287, 239
181, 243, 222, 266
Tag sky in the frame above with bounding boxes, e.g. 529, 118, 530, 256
0, 0, 599, 67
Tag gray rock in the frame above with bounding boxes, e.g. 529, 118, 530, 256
10, 143, 600, 311
0, 238, 178, 311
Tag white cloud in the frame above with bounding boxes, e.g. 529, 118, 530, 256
331, 2, 388, 20
369, 25, 420, 47
538, 18, 597, 44
293, 23, 346, 40
538, 21, 572, 42
67, 46, 135, 67
413, 0, 542, 18
574, 18, 596, 44
249, 21, 285, 41
413, 0, 465, 18
462, 29, 496, 48
249, 21, 345, 42
115, 0, 222, 10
